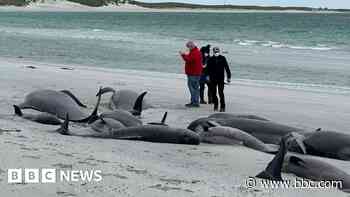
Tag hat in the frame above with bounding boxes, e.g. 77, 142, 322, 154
213, 47, 220, 52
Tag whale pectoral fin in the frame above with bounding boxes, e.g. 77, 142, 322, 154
60, 90, 87, 108
56, 114, 70, 135
207, 120, 222, 127
13, 105, 23, 116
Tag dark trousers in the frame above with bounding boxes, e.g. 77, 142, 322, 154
200, 81, 212, 103
210, 80, 225, 109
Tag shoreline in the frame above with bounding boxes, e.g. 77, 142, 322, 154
0, 4, 343, 13
4, 56, 350, 96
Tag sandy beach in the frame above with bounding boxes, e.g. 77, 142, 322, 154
0, 57, 349, 196
0, 2, 341, 13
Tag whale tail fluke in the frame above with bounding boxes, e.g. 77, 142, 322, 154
96, 86, 116, 97
61, 90, 87, 108
131, 91, 147, 116
57, 114, 70, 135
256, 137, 287, 181
13, 105, 23, 116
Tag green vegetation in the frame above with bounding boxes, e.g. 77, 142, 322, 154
67, 0, 111, 7
0, 0, 349, 12
66, 0, 129, 7
0, 0, 125, 7
0, 0, 29, 6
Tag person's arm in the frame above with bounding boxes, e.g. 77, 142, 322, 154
181, 52, 194, 63
223, 57, 231, 82
205, 58, 212, 81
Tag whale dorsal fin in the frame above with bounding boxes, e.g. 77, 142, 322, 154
315, 128, 322, 132
131, 91, 147, 116
60, 90, 87, 108
161, 112, 168, 124
147, 112, 168, 126
256, 137, 287, 181
13, 105, 23, 116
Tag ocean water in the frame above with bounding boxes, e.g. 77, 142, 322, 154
1, 12, 350, 93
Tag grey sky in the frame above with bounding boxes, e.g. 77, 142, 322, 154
141, 0, 350, 9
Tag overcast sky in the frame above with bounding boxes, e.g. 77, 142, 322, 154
141, 0, 350, 9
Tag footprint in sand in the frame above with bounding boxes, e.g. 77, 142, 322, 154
56, 151, 74, 158
160, 178, 201, 185
77, 156, 109, 166
22, 155, 41, 159
56, 191, 77, 197
101, 173, 128, 180
149, 184, 194, 193
126, 166, 148, 175
52, 163, 73, 169
4, 141, 25, 147
20, 147, 39, 151
77, 160, 98, 167
95, 159, 109, 164
16, 135, 29, 139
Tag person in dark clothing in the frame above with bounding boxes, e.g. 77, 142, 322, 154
206, 47, 231, 112
199, 44, 212, 104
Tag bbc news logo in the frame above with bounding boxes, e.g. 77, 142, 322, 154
8, 168, 102, 183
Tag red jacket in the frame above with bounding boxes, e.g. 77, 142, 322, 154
181, 47, 202, 76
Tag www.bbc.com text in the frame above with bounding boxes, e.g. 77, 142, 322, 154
245, 177, 342, 190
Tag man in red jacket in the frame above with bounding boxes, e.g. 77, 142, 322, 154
180, 41, 203, 107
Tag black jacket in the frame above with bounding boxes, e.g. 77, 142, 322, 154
206, 55, 231, 82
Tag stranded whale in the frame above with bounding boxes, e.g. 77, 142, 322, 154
15, 88, 102, 123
